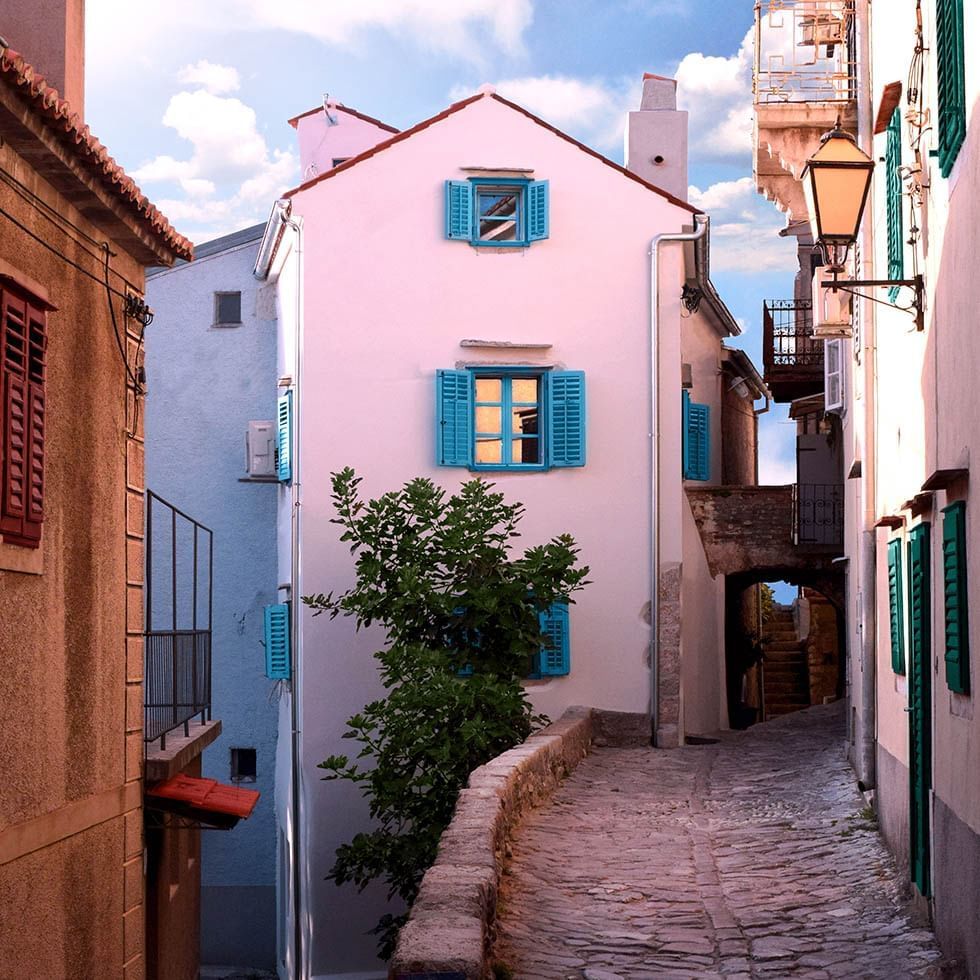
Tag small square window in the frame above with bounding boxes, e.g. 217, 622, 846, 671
231, 747, 257, 782
473, 372, 543, 469
444, 178, 549, 247
476, 186, 522, 243
214, 291, 242, 327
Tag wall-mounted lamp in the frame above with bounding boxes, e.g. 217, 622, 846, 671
802, 123, 924, 329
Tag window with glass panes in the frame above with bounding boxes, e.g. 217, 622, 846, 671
473, 373, 542, 468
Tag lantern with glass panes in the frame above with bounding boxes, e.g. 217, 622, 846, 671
802, 123, 924, 330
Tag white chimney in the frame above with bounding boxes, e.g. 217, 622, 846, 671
625, 74, 688, 201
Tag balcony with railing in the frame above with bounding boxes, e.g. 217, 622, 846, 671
144, 490, 219, 774
753, 0, 858, 222
763, 298, 824, 402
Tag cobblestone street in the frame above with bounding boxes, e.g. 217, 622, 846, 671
494, 704, 946, 979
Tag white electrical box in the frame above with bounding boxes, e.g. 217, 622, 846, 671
246, 420, 276, 477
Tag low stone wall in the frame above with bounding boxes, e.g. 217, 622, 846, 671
389, 706, 595, 979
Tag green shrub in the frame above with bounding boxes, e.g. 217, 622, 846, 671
304, 468, 589, 956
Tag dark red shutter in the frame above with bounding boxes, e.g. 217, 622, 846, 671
0, 288, 46, 547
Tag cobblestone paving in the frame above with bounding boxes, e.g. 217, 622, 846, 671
494, 703, 947, 979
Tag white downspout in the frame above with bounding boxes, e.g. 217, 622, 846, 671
649, 213, 709, 746
284, 214, 307, 980
252, 200, 306, 979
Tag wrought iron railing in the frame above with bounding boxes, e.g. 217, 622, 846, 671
763, 299, 823, 375
796, 483, 844, 546
144, 490, 214, 749
144, 631, 212, 745
754, 0, 857, 105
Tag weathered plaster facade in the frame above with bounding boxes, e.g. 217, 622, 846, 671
0, 40, 188, 980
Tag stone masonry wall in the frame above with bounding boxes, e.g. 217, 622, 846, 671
389, 707, 595, 980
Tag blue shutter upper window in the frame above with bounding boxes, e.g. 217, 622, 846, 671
444, 178, 549, 247
437, 369, 585, 471
276, 391, 293, 483
682, 389, 711, 482
264, 603, 291, 680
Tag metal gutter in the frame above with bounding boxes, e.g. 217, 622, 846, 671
694, 228, 743, 337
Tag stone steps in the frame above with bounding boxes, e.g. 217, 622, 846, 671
762, 615, 810, 721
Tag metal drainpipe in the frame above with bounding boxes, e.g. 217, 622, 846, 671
856, 0, 877, 790
649, 214, 709, 746
285, 213, 306, 980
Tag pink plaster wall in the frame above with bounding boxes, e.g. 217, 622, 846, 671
284, 91, 728, 974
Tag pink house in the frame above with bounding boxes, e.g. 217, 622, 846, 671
255, 78, 764, 978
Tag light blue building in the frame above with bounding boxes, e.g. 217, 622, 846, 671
146, 224, 280, 971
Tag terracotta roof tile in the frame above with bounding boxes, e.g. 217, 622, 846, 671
287, 102, 399, 133
284, 91, 699, 214
0, 45, 193, 262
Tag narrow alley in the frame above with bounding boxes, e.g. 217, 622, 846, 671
494, 705, 945, 979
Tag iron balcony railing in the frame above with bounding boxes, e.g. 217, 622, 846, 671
754, 0, 857, 105
796, 483, 844, 547
144, 490, 214, 749
763, 298, 823, 374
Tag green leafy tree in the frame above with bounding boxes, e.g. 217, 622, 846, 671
303, 469, 589, 956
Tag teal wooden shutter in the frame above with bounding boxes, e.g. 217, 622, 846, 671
527, 180, 550, 241
445, 180, 473, 240
936, 0, 966, 178
886, 109, 903, 302
547, 371, 586, 467
683, 390, 710, 481
277, 391, 292, 483
887, 537, 906, 674
534, 602, 570, 677
942, 501, 969, 694
264, 603, 291, 679
436, 370, 472, 466
907, 521, 932, 897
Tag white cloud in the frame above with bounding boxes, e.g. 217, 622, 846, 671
759, 451, 797, 485
133, 85, 297, 242
676, 28, 755, 161
452, 74, 636, 152
87, 0, 534, 74
689, 177, 797, 273
176, 60, 240, 95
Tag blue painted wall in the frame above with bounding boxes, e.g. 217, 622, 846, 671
146, 226, 279, 969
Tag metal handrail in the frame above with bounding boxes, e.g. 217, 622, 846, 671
144, 490, 214, 749
754, 0, 857, 105
763, 299, 823, 377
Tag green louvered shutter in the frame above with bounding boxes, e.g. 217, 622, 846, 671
445, 180, 473, 240
528, 180, 550, 241
264, 603, 291, 680
886, 109, 904, 302
436, 370, 472, 466
942, 501, 969, 694
683, 390, 710, 481
534, 602, 570, 677
907, 521, 932, 897
547, 371, 586, 467
936, 0, 966, 178
276, 391, 292, 483
888, 537, 906, 674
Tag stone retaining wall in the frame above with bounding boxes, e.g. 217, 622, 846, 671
389, 706, 595, 979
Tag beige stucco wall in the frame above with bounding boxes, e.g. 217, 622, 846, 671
0, 125, 148, 979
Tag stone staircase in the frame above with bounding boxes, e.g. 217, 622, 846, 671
763, 608, 810, 720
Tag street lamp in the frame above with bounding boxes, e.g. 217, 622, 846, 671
802, 126, 874, 272
802, 122, 924, 329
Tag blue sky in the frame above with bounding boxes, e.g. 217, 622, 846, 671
84, 0, 800, 488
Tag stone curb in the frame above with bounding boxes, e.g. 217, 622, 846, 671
389, 705, 594, 980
